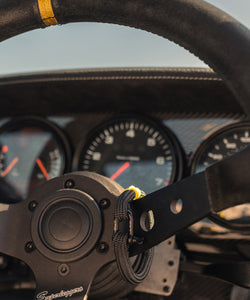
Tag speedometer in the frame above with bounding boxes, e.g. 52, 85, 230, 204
190, 121, 250, 230
73, 116, 183, 193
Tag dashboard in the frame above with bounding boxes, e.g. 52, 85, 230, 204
0, 68, 249, 300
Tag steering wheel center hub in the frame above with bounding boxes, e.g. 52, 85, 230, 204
31, 187, 102, 262
39, 198, 92, 252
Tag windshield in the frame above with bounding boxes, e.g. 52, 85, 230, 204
0, 0, 249, 75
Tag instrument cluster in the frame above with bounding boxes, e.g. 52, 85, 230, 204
0, 115, 249, 231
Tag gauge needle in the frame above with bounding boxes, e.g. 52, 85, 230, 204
110, 161, 130, 181
1, 157, 19, 177
36, 158, 50, 180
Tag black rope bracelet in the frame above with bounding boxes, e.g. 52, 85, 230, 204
113, 188, 153, 285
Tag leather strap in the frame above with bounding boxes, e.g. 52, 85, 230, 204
0, 0, 250, 115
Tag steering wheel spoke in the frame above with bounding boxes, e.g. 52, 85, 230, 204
0, 201, 31, 260
130, 146, 250, 255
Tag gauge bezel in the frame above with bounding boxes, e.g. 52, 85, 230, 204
189, 119, 250, 232
73, 114, 184, 189
0, 116, 72, 196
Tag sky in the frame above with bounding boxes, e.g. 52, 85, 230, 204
0, 0, 249, 75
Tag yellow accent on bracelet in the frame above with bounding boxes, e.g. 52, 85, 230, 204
38, 0, 58, 26
124, 186, 143, 200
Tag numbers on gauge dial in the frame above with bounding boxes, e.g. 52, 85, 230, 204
191, 122, 250, 223
77, 118, 180, 194
196, 128, 250, 173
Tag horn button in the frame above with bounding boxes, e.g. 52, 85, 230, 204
40, 199, 92, 252
31, 188, 102, 262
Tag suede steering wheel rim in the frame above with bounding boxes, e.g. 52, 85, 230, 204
1, 0, 250, 116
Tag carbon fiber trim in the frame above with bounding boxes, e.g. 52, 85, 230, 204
131, 273, 232, 300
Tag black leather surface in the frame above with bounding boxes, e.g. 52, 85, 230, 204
0, 0, 250, 116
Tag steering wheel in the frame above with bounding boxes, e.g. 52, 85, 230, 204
1, 0, 250, 299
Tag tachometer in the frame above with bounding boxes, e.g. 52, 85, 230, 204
73, 116, 183, 193
190, 121, 250, 230
0, 117, 71, 202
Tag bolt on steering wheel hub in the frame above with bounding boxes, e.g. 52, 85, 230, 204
31, 188, 102, 262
